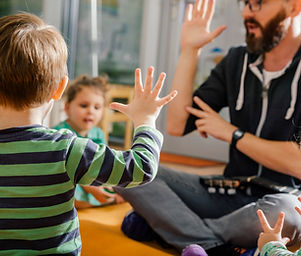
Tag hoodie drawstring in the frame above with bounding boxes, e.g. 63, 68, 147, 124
285, 59, 301, 120
235, 53, 248, 111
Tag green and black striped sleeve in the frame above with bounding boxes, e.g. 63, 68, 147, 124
65, 125, 163, 188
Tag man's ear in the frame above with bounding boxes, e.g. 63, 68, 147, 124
289, 0, 301, 17
52, 76, 68, 101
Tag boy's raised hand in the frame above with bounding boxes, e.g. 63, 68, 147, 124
257, 209, 290, 251
110, 66, 177, 128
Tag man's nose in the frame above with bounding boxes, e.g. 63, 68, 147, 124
241, 4, 254, 20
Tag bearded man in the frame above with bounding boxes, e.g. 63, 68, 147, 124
115, 0, 301, 255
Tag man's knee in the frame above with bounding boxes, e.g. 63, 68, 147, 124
256, 194, 299, 219
256, 194, 301, 245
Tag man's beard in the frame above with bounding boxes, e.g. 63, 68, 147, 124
245, 9, 287, 54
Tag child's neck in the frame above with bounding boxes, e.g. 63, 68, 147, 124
0, 102, 53, 130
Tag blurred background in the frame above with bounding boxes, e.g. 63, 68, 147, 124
0, 0, 245, 162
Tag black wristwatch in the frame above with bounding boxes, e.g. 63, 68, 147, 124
231, 129, 245, 149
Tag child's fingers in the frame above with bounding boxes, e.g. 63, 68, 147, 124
152, 72, 166, 98
99, 188, 115, 198
109, 102, 127, 115
157, 90, 177, 107
144, 66, 154, 94
295, 206, 301, 216
135, 68, 143, 95
104, 197, 115, 204
298, 197, 301, 203
257, 209, 272, 232
273, 212, 285, 233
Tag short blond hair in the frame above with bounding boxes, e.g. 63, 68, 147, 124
0, 12, 68, 110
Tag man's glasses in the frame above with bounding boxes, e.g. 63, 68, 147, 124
237, 0, 262, 12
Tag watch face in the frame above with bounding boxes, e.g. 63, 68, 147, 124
235, 130, 244, 137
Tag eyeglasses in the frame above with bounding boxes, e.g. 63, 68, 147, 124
237, 0, 263, 12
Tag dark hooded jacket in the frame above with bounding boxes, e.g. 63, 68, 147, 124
185, 46, 301, 188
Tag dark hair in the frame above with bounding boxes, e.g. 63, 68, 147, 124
65, 74, 109, 103
0, 12, 68, 110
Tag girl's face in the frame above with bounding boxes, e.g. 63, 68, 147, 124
65, 87, 105, 137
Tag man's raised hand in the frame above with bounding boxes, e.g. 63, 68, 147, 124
180, 0, 226, 53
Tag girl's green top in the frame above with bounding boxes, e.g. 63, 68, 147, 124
53, 121, 106, 206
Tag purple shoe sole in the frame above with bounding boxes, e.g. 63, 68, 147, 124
181, 244, 208, 256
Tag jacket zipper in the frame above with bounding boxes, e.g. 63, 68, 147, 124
255, 81, 271, 176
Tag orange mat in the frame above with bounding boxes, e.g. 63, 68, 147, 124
78, 202, 178, 256
160, 152, 223, 167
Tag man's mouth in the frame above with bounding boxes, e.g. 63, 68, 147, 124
246, 22, 259, 33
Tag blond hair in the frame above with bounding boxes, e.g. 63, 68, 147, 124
0, 12, 68, 110
65, 74, 109, 103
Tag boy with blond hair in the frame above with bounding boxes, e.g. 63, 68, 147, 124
0, 12, 176, 255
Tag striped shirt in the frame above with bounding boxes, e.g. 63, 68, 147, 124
0, 124, 163, 255
262, 241, 301, 256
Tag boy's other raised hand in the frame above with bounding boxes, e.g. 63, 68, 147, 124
110, 66, 177, 128
257, 209, 290, 251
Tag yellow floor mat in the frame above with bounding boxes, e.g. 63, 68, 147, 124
78, 202, 178, 256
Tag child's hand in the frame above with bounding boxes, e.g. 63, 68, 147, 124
82, 185, 115, 204
295, 197, 301, 215
110, 66, 177, 128
102, 187, 125, 204
257, 209, 290, 251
